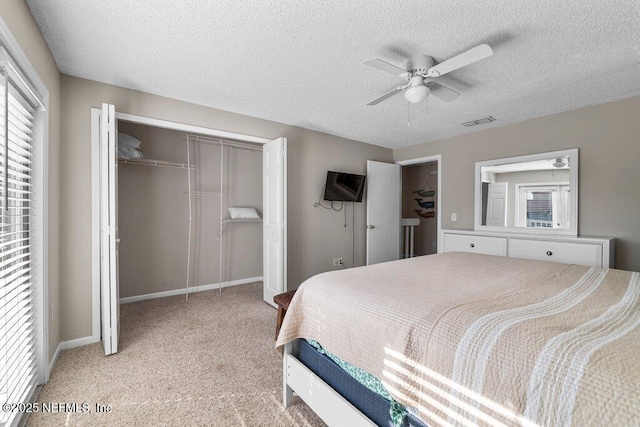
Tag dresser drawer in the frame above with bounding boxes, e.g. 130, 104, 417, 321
508, 239, 603, 267
443, 233, 507, 256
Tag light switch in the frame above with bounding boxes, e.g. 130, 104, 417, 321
451, 213, 457, 221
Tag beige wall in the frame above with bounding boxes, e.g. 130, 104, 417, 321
0, 0, 61, 362
394, 96, 640, 272
60, 75, 392, 340
402, 163, 438, 256
117, 122, 263, 298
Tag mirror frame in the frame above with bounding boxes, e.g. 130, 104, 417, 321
474, 148, 579, 236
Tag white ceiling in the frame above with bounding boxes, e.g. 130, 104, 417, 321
26, 0, 640, 149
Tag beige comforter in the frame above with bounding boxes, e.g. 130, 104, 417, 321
276, 252, 640, 426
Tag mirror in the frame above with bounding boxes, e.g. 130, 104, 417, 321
475, 149, 578, 235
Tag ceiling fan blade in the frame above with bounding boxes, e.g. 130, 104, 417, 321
367, 87, 404, 105
364, 58, 407, 75
426, 44, 493, 77
426, 81, 460, 102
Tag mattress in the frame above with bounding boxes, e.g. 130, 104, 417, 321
277, 252, 640, 426
299, 339, 428, 427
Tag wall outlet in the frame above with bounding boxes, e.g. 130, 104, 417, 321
333, 257, 344, 267
451, 213, 457, 221
337, 257, 344, 266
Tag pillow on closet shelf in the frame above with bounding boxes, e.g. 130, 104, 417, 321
228, 207, 260, 219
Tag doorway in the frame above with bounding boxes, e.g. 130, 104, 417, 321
401, 161, 439, 256
365, 155, 441, 265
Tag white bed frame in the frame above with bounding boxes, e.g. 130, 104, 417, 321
282, 340, 376, 426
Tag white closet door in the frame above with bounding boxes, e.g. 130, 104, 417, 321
366, 161, 401, 265
100, 103, 120, 355
263, 137, 287, 308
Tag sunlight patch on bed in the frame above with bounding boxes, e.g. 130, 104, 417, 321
383, 347, 539, 427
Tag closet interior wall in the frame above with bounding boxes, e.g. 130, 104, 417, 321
117, 121, 263, 299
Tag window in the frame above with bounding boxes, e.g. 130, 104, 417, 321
516, 184, 570, 229
0, 32, 47, 426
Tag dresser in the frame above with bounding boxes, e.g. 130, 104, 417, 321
441, 229, 614, 268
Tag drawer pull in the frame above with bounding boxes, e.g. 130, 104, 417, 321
470, 243, 475, 248
546, 251, 553, 256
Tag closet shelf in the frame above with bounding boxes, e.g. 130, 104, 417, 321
185, 190, 221, 197
222, 218, 263, 224
118, 158, 195, 169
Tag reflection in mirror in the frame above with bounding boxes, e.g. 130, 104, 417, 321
476, 149, 578, 235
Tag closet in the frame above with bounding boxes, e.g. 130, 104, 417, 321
116, 121, 263, 303
95, 103, 287, 355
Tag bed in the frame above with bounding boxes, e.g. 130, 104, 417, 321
276, 252, 640, 426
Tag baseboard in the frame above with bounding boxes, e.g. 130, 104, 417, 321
48, 342, 62, 377
60, 336, 98, 350
49, 336, 99, 376
119, 276, 263, 304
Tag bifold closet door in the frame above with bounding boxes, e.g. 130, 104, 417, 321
263, 137, 287, 308
100, 103, 120, 355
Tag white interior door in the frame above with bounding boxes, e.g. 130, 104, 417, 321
100, 103, 120, 355
366, 161, 401, 265
263, 137, 287, 307
486, 182, 507, 226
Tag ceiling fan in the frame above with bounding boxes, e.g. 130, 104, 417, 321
365, 44, 494, 106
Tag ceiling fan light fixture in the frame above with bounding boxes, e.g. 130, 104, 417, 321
404, 76, 430, 103
552, 157, 567, 168
404, 85, 429, 103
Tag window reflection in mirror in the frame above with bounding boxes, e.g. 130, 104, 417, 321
480, 156, 571, 229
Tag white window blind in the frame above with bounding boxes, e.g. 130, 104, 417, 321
0, 68, 38, 426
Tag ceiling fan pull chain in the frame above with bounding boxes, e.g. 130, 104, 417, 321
407, 102, 411, 126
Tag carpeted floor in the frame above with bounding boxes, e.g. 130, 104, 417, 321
28, 283, 324, 426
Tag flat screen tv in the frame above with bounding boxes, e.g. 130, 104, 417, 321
324, 171, 366, 202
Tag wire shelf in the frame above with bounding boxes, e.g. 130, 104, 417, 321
222, 218, 263, 223
185, 190, 221, 197
118, 158, 195, 169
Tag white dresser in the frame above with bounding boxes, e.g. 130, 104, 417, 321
441, 229, 615, 268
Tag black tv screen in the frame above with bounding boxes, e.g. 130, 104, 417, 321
324, 171, 366, 202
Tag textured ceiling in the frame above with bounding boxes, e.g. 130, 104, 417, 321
26, 0, 640, 149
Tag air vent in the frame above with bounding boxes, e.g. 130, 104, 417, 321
462, 116, 496, 127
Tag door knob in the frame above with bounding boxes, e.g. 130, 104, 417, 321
368, 225, 375, 229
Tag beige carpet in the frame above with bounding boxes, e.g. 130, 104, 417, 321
28, 283, 325, 426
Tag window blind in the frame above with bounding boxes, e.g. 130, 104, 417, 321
0, 70, 38, 425
527, 192, 553, 218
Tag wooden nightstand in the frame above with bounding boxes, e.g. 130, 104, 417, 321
273, 289, 297, 340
